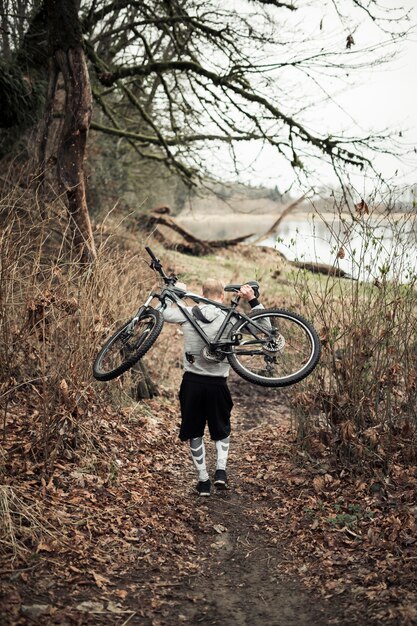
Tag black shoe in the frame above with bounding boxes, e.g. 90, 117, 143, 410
197, 479, 211, 497
214, 469, 228, 489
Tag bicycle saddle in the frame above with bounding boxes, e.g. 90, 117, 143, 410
224, 281, 260, 296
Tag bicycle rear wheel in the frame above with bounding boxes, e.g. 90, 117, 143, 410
93, 307, 163, 381
227, 308, 321, 387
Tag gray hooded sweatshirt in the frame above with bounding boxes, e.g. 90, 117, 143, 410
163, 299, 263, 377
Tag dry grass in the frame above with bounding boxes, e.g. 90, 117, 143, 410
0, 184, 165, 568
0, 485, 61, 565
0, 185, 160, 469
291, 203, 417, 470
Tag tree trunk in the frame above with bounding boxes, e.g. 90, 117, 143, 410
44, 0, 96, 263
54, 46, 96, 262
0, 0, 11, 60
130, 361, 159, 401
37, 58, 59, 205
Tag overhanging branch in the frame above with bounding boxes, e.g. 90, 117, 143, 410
90, 120, 269, 145
96, 59, 372, 169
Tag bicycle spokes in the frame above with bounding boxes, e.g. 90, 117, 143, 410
230, 311, 318, 384
94, 312, 161, 380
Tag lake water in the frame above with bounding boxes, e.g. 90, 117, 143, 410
178, 211, 417, 283
259, 213, 417, 282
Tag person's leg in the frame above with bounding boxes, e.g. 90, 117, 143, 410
189, 436, 209, 482
207, 381, 232, 488
179, 374, 210, 495
215, 436, 230, 470
214, 437, 230, 488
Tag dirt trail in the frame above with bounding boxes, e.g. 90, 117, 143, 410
2, 376, 351, 626
122, 376, 345, 626
169, 482, 332, 626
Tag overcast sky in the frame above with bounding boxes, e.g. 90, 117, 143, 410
211, 0, 417, 195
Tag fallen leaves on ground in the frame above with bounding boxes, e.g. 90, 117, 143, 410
235, 418, 417, 625
1, 377, 416, 625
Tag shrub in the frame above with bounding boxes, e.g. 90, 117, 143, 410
291, 196, 417, 471
0, 184, 154, 472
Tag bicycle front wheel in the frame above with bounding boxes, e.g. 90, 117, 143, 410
93, 307, 164, 381
227, 308, 321, 387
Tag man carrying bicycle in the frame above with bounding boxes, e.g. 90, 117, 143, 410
93, 248, 320, 493
163, 279, 263, 496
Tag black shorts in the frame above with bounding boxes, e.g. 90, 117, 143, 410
178, 372, 233, 441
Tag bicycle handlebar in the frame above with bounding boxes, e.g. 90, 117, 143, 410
145, 246, 158, 262
145, 246, 177, 284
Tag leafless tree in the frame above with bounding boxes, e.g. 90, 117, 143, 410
81, 0, 410, 185
41, 0, 96, 262
0, 0, 412, 252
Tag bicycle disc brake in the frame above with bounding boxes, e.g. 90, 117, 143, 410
263, 333, 285, 353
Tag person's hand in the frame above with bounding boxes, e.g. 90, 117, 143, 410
176, 281, 187, 291
238, 284, 255, 301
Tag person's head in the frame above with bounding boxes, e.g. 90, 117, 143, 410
202, 278, 224, 302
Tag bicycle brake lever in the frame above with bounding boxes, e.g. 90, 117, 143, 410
150, 259, 162, 272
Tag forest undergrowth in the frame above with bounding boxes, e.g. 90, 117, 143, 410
1, 187, 417, 624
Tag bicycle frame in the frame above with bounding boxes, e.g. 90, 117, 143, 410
138, 246, 273, 354
93, 247, 321, 386
138, 285, 270, 354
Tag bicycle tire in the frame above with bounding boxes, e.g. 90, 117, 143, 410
93, 307, 164, 381
227, 308, 321, 387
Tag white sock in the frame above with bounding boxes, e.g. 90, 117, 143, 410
215, 437, 230, 471
190, 437, 209, 482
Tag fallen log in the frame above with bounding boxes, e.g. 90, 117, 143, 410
138, 206, 253, 255
290, 260, 353, 279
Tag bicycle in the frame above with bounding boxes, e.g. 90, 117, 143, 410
92, 247, 321, 387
